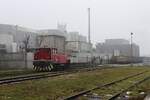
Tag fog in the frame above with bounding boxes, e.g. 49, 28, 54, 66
0, 0, 149, 56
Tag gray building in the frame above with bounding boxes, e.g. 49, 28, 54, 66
96, 39, 140, 57
105, 39, 130, 45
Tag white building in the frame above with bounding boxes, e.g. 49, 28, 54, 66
66, 32, 91, 53
11, 42, 18, 53
37, 29, 66, 53
0, 24, 92, 54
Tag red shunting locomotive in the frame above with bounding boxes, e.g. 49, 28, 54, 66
33, 48, 70, 71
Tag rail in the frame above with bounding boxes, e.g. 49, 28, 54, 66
0, 66, 116, 85
108, 76, 150, 100
63, 71, 148, 100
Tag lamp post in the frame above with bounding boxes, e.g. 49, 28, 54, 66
131, 32, 133, 66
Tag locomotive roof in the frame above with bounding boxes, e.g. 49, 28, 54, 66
38, 29, 66, 37
29, 47, 57, 49
27, 47, 57, 52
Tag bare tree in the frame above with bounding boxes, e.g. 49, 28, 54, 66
37, 36, 44, 47
22, 34, 30, 69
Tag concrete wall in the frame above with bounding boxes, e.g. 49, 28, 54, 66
0, 53, 33, 69
0, 53, 25, 69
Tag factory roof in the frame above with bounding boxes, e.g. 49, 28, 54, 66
38, 29, 66, 37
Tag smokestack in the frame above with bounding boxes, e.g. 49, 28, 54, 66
88, 8, 91, 44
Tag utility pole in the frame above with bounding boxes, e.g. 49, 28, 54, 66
131, 32, 133, 66
88, 8, 93, 67
88, 8, 91, 44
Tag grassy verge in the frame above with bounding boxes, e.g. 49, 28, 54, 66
126, 76, 150, 100
0, 66, 149, 100
86, 70, 150, 100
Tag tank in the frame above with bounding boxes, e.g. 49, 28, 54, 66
0, 34, 14, 52
11, 42, 18, 53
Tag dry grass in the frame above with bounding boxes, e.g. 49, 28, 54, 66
0, 66, 149, 100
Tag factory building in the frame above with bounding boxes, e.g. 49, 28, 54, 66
0, 24, 91, 55
37, 29, 66, 53
64, 31, 92, 63
96, 39, 140, 57
105, 39, 130, 45
65, 32, 91, 53
0, 24, 91, 53
0, 24, 37, 52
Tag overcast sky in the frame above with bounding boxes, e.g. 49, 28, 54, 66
0, 0, 149, 56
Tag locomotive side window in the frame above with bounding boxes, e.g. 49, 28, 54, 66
51, 48, 57, 54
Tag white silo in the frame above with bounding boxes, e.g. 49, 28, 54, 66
0, 34, 14, 52
11, 42, 18, 53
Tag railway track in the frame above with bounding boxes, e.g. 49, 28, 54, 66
63, 71, 148, 100
108, 76, 150, 100
0, 66, 116, 85
0, 71, 67, 85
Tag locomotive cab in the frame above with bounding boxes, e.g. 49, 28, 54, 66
33, 48, 70, 71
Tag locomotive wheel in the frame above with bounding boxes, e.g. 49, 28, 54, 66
48, 64, 54, 71
33, 65, 41, 71
45, 66, 49, 71
33, 63, 54, 72
33, 65, 36, 70
36, 66, 40, 71
33, 65, 38, 71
